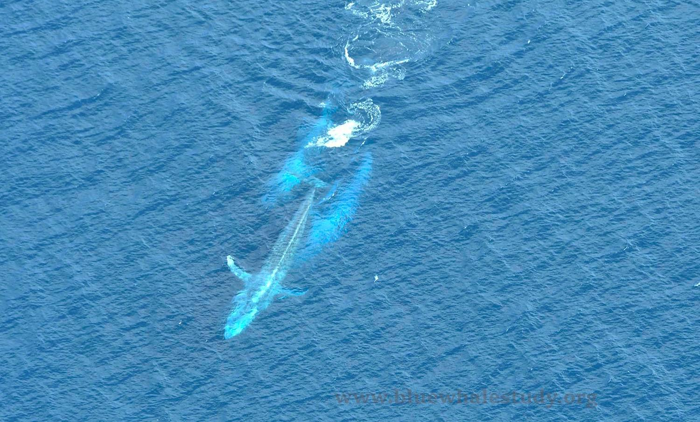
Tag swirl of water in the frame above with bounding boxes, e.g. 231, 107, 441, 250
344, 0, 451, 88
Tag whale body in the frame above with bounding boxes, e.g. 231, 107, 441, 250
224, 188, 316, 338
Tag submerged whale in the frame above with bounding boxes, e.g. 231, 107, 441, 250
224, 188, 316, 339
223, 152, 372, 339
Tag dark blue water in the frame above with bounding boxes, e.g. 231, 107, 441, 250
1, 0, 698, 420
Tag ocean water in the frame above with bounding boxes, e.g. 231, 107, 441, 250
1, 0, 698, 420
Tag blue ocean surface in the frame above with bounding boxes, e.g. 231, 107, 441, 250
1, 0, 698, 420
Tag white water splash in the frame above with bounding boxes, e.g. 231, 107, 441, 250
307, 99, 381, 148
308, 120, 360, 148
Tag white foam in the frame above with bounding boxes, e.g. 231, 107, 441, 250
349, 98, 381, 136
345, 33, 412, 88
346, 0, 437, 25
363, 66, 406, 88
343, 0, 439, 88
418, 0, 437, 11
347, 0, 404, 23
372, 3, 396, 24
308, 120, 360, 148
345, 39, 410, 71
306, 99, 381, 148
344, 39, 360, 69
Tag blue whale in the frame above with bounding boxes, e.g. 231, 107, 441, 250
224, 188, 316, 338
224, 152, 372, 338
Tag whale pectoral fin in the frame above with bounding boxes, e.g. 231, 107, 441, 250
227, 256, 251, 283
277, 287, 308, 299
